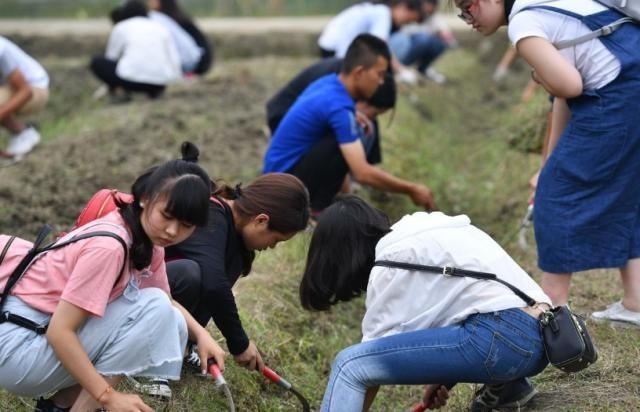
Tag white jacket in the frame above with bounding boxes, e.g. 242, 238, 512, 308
362, 212, 551, 341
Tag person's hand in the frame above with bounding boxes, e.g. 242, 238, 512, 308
409, 184, 436, 211
195, 332, 226, 374
530, 69, 541, 84
529, 169, 540, 203
233, 341, 265, 372
421, 384, 450, 409
493, 65, 510, 82
355, 110, 375, 137
102, 390, 153, 412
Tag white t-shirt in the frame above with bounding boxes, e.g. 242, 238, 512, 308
318, 3, 392, 58
362, 212, 551, 342
508, 0, 620, 90
0, 36, 49, 89
148, 11, 203, 73
106, 17, 181, 85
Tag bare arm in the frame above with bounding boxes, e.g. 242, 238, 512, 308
0, 69, 33, 121
47, 300, 151, 411
171, 298, 226, 373
545, 97, 572, 162
516, 36, 583, 98
339, 141, 436, 210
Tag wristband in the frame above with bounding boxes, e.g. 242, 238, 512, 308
97, 385, 113, 404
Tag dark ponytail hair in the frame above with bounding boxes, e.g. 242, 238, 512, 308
299, 195, 390, 311
117, 159, 211, 270
158, 0, 191, 24
178, 142, 309, 276
214, 173, 311, 276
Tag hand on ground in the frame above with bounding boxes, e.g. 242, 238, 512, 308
234, 341, 265, 372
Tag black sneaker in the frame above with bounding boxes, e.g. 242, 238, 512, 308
471, 377, 538, 411
183, 344, 202, 373
34, 397, 70, 412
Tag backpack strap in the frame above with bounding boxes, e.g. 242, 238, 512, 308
0, 226, 128, 334
518, 5, 635, 49
555, 16, 634, 49
373, 260, 538, 307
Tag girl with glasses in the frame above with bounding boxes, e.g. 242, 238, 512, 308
452, 0, 640, 327
0, 159, 225, 412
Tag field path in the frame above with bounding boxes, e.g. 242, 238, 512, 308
0, 15, 467, 36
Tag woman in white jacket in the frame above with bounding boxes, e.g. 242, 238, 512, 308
299, 196, 551, 411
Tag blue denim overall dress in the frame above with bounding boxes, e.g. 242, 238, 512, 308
527, 6, 640, 273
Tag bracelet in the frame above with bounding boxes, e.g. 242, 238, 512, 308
96, 385, 113, 404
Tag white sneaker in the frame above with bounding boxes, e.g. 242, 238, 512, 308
425, 68, 446, 85
6, 127, 41, 156
592, 300, 640, 327
396, 68, 418, 85
126, 376, 172, 398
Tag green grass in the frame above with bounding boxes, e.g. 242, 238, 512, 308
1, 38, 639, 411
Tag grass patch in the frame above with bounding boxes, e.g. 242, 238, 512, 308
1, 40, 639, 411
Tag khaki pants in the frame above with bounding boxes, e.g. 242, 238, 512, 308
0, 85, 49, 115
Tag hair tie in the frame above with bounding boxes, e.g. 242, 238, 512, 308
233, 183, 243, 198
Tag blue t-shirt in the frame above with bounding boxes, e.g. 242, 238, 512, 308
262, 73, 360, 173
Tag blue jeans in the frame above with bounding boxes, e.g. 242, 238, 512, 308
321, 308, 548, 411
388, 32, 447, 74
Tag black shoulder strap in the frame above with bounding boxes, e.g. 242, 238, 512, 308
373, 259, 537, 307
0, 226, 128, 314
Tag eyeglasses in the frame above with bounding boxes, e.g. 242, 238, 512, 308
457, 0, 478, 23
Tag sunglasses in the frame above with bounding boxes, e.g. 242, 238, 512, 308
458, 0, 478, 23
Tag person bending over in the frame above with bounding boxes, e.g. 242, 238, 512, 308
90, 0, 181, 103
262, 34, 435, 214
0, 159, 224, 412
300, 195, 551, 411
147, 0, 213, 75
0, 36, 49, 158
452, 0, 640, 326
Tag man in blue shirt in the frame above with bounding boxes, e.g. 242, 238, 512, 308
263, 34, 435, 212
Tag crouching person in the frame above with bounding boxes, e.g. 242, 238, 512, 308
0, 36, 49, 158
299, 196, 552, 411
0, 158, 225, 412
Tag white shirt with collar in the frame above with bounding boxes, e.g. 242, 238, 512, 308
106, 16, 181, 85
362, 212, 551, 342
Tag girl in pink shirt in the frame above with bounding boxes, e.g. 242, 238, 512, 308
0, 159, 225, 412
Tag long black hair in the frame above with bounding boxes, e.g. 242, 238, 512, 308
117, 159, 211, 270
299, 195, 391, 311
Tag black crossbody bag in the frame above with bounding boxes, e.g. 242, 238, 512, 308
374, 260, 598, 373
0, 225, 127, 335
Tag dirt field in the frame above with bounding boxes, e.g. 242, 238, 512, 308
1, 24, 639, 412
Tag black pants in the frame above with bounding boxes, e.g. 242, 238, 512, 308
319, 47, 336, 59
288, 135, 349, 211
166, 259, 209, 327
89, 56, 166, 98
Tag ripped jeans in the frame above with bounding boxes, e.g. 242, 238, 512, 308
321, 308, 548, 411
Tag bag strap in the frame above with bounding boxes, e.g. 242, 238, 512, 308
373, 260, 538, 307
555, 16, 634, 49
0, 227, 128, 314
0, 225, 53, 312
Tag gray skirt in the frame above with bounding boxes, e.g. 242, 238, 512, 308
0, 288, 187, 397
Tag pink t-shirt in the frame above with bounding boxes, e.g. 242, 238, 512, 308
0, 211, 170, 317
